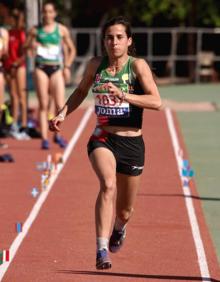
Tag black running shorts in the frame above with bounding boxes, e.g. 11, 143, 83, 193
35, 62, 60, 77
87, 128, 145, 176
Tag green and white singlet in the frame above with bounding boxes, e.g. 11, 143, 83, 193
92, 56, 144, 129
36, 23, 62, 65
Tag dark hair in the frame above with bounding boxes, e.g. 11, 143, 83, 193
10, 9, 19, 23
101, 16, 136, 56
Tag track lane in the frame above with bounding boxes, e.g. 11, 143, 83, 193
1, 109, 220, 281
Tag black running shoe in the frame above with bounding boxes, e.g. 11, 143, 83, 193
109, 228, 126, 253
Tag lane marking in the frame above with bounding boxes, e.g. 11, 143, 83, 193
0, 106, 93, 281
165, 108, 210, 281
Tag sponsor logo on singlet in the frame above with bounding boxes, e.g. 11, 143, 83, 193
36, 44, 60, 60
93, 82, 130, 118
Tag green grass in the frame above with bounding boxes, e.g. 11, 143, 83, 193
178, 111, 220, 264
159, 83, 220, 107
159, 83, 220, 264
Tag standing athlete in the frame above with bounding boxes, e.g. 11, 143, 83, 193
25, 1, 76, 149
3, 9, 29, 140
0, 26, 8, 111
49, 16, 161, 269
0, 26, 9, 148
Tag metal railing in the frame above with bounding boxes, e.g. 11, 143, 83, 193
71, 27, 220, 83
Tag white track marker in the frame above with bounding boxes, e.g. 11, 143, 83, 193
0, 106, 93, 280
165, 108, 210, 281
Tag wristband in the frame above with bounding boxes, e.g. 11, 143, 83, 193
58, 112, 65, 121
64, 65, 71, 69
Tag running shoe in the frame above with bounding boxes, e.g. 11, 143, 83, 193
96, 249, 112, 270
9, 123, 21, 140
19, 127, 31, 140
41, 139, 50, 150
109, 228, 126, 253
0, 153, 14, 162
53, 134, 67, 148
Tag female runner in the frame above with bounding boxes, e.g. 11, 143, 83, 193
49, 16, 161, 269
25, 1, 76, 149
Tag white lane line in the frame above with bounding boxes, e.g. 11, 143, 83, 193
0, 106, 93, 281
165, 108, 210, 281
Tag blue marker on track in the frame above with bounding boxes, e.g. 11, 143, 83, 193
189, 169, 195, 177
182, 159, 189, 169
16, 222, 22, 233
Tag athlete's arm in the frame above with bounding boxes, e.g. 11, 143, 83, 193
107, 58, 162, 110
60, 24, 76, 68
49, 57, 101, 132
23, 27, 37, 55
13, 31, 26, 67
1, 28, 9, 55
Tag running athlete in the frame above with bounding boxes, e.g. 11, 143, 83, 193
0, 27, 9, 148
25, 1, 76, 149
49, 16, 161, 269
3, 9, 30, 140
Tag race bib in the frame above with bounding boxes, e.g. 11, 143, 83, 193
36, 44, 60, 60
93, 82, 130, 118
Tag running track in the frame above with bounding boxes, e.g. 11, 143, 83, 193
0, 107, 219, 282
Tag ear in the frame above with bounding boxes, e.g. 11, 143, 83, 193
128, 37, 132, 47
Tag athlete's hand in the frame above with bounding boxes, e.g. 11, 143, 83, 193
107, 82, 123, 99
49, 114, 65, 132
93, 83, 109, 92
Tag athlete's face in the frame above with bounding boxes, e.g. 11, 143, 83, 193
104, 24, 132, 58
42, 4, 57, 24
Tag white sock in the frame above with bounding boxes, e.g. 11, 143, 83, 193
114, 217, 127, 231
96, 237, 109, 251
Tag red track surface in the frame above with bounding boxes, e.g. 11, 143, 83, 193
0, 109, 220, 282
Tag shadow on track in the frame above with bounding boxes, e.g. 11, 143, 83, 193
57, 270, 220, 281
137, 193, 220, 202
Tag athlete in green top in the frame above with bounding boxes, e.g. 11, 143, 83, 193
93, 55, 144, 127
25, 1, 76, 149
35, 22, 62, 66
50, 16, 162, 269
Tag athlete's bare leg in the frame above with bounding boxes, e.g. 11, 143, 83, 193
49, 70, 65, 140
48, 94, 56, 120
0, 72, 4, 119
16, 66, 27, 128
49, 69, 65, 112
0, 73, 4, 106
8, 74, 19, 123
115, 173, 141, 225
34, 68, 49, 140
89, 147, 117, 239
0, 72, 6, 146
